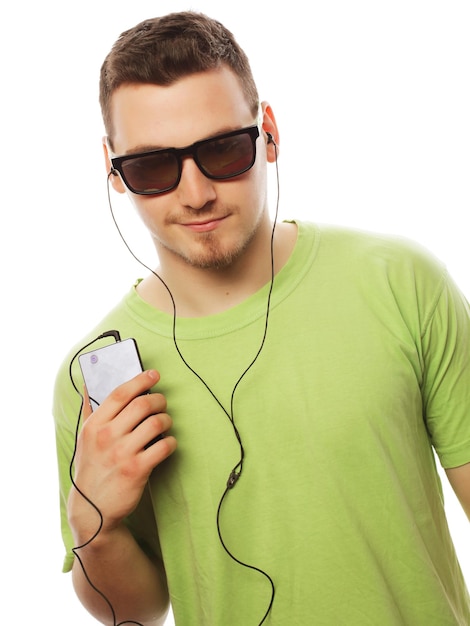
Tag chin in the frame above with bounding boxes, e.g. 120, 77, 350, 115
184, 248, 243, 270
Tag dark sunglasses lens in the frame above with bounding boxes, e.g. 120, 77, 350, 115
121, 152, 179, 194
197, 132, 255, 179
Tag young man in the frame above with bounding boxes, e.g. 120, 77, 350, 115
53, 11, 470, 626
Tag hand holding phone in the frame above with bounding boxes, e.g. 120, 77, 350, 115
70, 353, 176, 544
78, 338, 165, 448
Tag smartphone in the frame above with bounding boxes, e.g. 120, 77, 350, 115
78, 338, 163, 447
78, 338, 144, 411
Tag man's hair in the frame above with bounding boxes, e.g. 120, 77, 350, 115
100, 11, 260, 144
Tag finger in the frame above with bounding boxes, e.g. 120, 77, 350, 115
118, 392, 167, 432
95, 370, 161, 422
143, 433, 178, 466
82, 386, 93, 420
132, 410, 173, 451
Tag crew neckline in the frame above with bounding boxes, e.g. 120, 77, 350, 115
123, 221, 320, 340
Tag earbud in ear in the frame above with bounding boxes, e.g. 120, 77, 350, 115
266, 132, 275, 145
109, 167, 118, 176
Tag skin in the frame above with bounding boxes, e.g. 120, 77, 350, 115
105, 68, 296, 318
446, 465, 470, 521
69, 374, 175, 625
69, 65, 296, 625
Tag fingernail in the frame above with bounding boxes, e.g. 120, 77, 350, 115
148, 369, 158, 381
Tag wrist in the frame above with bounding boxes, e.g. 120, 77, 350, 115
68, 490, 125, 548
71, 518, 129, 554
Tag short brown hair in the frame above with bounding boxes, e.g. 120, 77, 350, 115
99, 12, 260, 143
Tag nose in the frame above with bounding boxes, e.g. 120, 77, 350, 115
176, 156, 217, 209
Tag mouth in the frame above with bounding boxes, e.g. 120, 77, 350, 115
181, 216, 228, 233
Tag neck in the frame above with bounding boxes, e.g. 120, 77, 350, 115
137, 221, 297, 318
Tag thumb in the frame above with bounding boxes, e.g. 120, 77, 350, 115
81, 386, 93, 420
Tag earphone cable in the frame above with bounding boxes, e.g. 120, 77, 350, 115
105, 142, 280, 625
68, 143, 281, 625
68, 333, 144, 626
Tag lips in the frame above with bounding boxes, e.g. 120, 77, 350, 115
182, 216, 227, 233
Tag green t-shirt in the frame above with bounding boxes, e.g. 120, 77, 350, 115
53, 222, 470, 625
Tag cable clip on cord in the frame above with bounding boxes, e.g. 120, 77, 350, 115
227, 470, 241, 489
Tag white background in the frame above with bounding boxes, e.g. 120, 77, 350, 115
1, 1, 468, 624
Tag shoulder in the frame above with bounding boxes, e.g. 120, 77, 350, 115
53, 287, 139, 414
295, 220, 446, 280
292, 221, 454, 332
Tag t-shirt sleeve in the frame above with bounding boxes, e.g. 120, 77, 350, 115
421, 271, 470, 468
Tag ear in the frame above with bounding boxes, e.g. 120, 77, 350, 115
102, 137, 127, 194
260, 101, 279, 162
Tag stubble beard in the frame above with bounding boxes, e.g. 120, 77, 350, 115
161, 208, 264, 270
169, 227, 258, 270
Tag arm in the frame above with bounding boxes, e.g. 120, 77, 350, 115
68, 369, 177, 625
445, 462, 470, 522
71, 523, 169, 626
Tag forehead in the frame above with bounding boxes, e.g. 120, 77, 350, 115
110, 67, 254, 153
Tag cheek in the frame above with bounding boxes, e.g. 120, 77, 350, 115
243, 161, 268, 211
226, 157, 268, 206
128, 196, 165, 234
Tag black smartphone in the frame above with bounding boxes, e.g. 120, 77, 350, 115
78, 338, 144, 411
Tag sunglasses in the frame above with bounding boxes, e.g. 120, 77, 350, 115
110, 125, 260, 196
